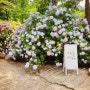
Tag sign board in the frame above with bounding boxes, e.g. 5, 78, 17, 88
63, 44, 78, 75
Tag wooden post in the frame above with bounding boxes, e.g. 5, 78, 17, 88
85, 0, 90, 25
52, 0, 57, 5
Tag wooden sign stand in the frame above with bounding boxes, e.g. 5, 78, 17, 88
63, 44, 78, 75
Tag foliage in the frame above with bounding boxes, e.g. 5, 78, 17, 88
74, 10, 85, 17
31, 0, 50, 14
11, 0, 31, 23
0, 0, 84, 24
0, 21, 13, 53
59, 0, 82, 9
8, 4, 90, 70
0, 0, 14, 20
8, 20, 21, 29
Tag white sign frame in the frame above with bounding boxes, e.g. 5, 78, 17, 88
63, 44, 78, 75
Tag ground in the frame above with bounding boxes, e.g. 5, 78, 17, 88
0, 58, 90, 90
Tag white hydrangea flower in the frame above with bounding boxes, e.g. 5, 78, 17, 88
81, 58, 84, 62
63, 38, 68, 43
43, 48, 47, 50
85, 26, 90, 32
68, 32, 73, 36
24, 62, 29, 68
55, 10, 60, 16
74, 14, 78, 18
83, 18, 88, 24
15, 44, 19, 48
59, 8, 64, 14
30, 12, 34, 17
36, 27, 39, 30
62, 32, 66, 36
37, 42, 41, 46
61, 28, 65, 32
56, 62, 62, 67
69, 21, 72, 24
50, 32, 54, 37
55, 53, 58, 56
56, 62, 60, 67
25, 55, 28, 58
12, 56, 16, 60
84, 60, 87, 64
33, 65, 37, 70
58, 30, 62, 34
62, 24, 65, 27
26, 39, 29, 42
79, 36, 83, 40
29, 42, 32, 45
81, 28, 84, 32
32, 53, 36, 57
58, 25, 61, 28
34, 59, 37, 62
8, 51, 13, 56
32, 46, 35, 50
52, 48, 56, 52
30, 58, 33, 61
81, 52, 85, 55
48, 45, 52, 49
50, 41, 55, 44
26, 51, 31, 56
74, 33, 76, 36
84, 47, 88, 50
53, 32, 59, 38
50, 16, 54, 19
53, 26, 57, 31
80, 43, 86, 47
76, 32, 80, 36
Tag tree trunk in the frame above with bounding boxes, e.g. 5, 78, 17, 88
85, 0, 90, 25
52, 0, 57, 5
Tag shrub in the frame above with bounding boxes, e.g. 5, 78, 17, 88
8, 4, 90, 69
0, 21, 13, 53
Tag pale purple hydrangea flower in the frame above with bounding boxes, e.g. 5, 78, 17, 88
55, 53, 58, 56
32, 52, 36, 57
37, 42, 41, 46
24, 62, 29, 68
55, 10, 60, 16
50, 16, 54, 19
53, 26, 57, 31
32, 46, 35, 50
47, 51, 52, 56
81, 28, 84, 32
83, 18, 88, 25
26, 51, 31, 56
56, 62, 62, 67
34, 59, 37, 62
33, 65, 37, 70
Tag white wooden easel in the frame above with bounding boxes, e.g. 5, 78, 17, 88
63, 44, 78, 75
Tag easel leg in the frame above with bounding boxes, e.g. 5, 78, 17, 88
65, 67, 67, 75
77, 69, 78, 75
63, 66, 65, 72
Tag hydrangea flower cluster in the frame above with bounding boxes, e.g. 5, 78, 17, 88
8, 4, 90, 70
0, 21, 13, 53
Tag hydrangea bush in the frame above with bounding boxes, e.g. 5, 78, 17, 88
8, 4, 90, 70
0, 21, 13, 53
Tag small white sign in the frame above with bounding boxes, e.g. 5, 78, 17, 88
63, 44, 78, 75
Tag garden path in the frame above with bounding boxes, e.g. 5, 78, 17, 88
0, 58, 90, 90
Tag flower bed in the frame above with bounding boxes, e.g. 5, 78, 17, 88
0, 21, 13, 53
8, 4, 90, 70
